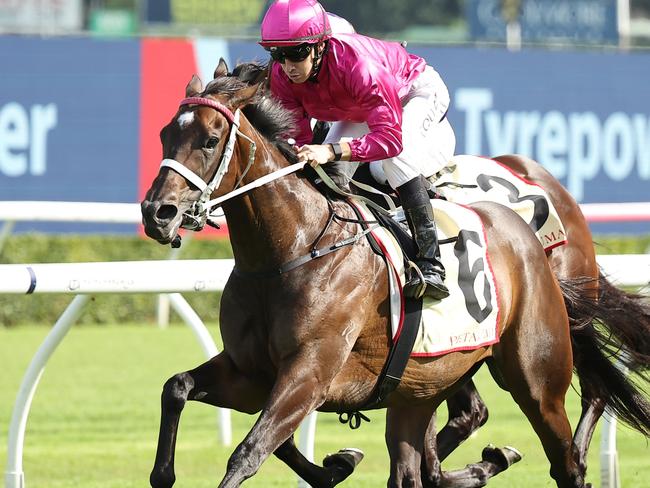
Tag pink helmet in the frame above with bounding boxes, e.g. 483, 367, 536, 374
259, 0, 331, 48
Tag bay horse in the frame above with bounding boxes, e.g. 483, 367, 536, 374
231, 61, 650, 486
141, 61, 650, 488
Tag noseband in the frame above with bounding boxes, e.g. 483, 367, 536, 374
159, 97, 257, 231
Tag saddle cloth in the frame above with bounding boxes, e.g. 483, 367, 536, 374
350, 199, 500, 357
433, 155, 567, 251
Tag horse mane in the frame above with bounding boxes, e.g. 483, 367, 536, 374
203, 62, 298, 164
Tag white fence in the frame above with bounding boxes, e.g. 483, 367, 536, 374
1, 201, 648, 488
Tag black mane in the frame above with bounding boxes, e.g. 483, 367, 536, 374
202, 62, 298, 163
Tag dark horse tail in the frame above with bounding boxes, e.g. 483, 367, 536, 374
559, 273, 650, 436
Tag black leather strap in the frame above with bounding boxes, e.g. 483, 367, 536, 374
336, 294, 423, 427
330, 142, 343, 161
362, 295, 423, 409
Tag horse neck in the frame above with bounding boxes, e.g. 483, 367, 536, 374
223, 121, 330, 272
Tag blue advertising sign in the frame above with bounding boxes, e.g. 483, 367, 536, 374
467, 0, 619, 45
0, 37, 140, 232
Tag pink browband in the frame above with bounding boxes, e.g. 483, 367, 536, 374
180, 97, 235, 124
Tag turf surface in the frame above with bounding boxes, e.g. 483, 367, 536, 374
0, 324, 647, 487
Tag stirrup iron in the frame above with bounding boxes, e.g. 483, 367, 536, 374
404, 260, 427, 299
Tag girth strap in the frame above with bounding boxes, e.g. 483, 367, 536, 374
335, 203, 425, 427
364, 295, 423, 408
337, 295, 423, 427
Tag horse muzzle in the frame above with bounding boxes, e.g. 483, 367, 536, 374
141, 199, 183, 244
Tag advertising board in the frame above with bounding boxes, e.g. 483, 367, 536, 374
0, 0, 82, 33
0, 37, 140, 232
2, 37, 647, 234
466, 0, 619, 45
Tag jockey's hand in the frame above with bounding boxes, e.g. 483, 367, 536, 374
297, 144, 334, 168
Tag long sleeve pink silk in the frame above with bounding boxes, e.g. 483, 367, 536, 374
269, 33, 426, 162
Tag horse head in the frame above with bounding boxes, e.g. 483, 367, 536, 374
141, 59, 266, 244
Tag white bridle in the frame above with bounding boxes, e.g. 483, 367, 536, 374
159, 96, 305, 230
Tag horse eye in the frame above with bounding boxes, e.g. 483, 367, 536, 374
205, 137, 219, 149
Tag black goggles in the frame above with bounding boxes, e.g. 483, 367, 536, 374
267, 43, 313, 64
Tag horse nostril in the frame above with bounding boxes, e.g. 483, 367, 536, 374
156, 204, 178, 222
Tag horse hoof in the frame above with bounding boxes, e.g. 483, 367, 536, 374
323, 448, 364, 483
150, 468, 175, 488
481, 444, 523, 471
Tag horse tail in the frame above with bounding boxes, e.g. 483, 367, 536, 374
559, 275, 650, 436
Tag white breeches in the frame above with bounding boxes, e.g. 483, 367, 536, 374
323, 65, 456, 189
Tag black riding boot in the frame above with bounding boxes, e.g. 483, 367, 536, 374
397, 176, 449, 300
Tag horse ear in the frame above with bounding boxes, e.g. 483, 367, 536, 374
214, 58, 229, 79
230, 82, 262, 108
249, 66, 268, 86
186, 75, 203, 97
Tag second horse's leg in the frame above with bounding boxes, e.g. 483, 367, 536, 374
274, 435, 364, 488
571, 380, 607, 481
436, 380, 489, 461
420, 410, 521, 488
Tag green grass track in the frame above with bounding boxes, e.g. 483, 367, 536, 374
1, 324, 647, 487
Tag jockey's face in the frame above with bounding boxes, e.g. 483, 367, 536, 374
276, 43, 321, 84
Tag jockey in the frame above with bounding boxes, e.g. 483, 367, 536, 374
260, 0, 455, 300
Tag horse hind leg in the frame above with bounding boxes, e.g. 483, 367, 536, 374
491, 329, 584, 487
436, 379, 489, 462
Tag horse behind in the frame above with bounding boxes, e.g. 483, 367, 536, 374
141, 61, 649, 488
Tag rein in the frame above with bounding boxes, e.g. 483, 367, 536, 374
233, 202, 379, 278
160, 97, 396, 232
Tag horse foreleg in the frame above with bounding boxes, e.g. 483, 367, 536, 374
150, 353, 268, 488
436, 380, 489, 461
386, 404, 438, 488
274, 435, 364, 488
218, 349, 349, 488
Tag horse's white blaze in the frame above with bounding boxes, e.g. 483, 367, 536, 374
177, 112, 195, 128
